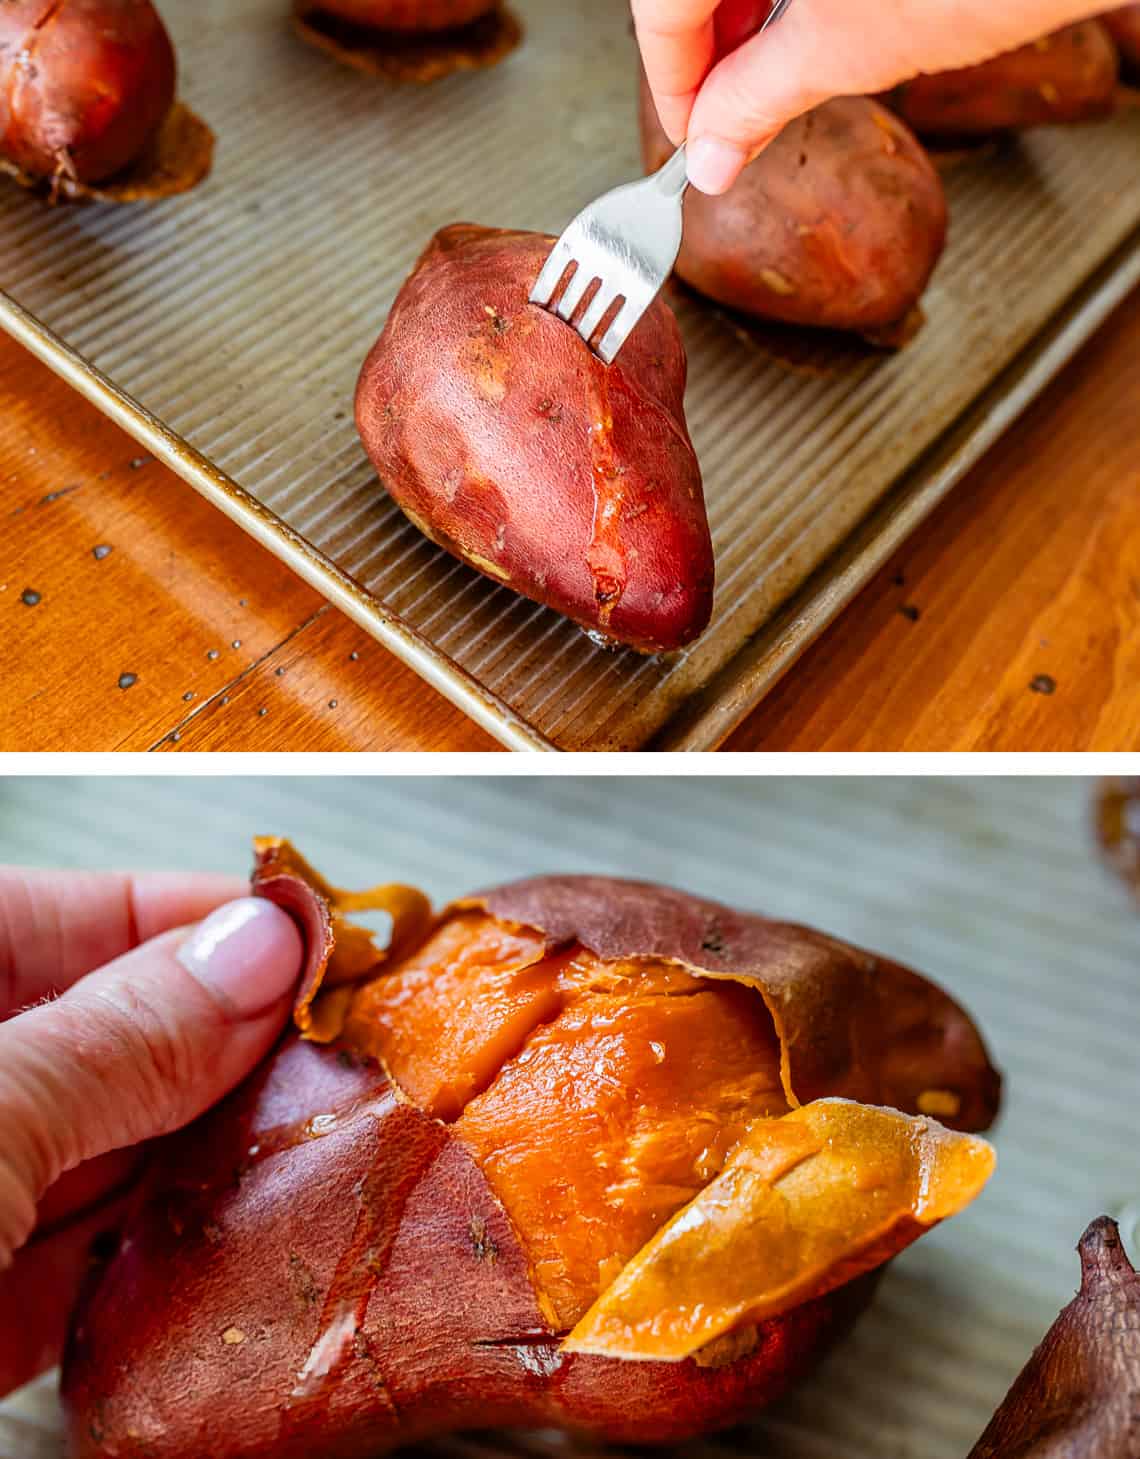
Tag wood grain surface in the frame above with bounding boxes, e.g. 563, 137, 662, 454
2, 286, 1138, 754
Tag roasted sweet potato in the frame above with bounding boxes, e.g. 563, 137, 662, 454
640, 84, 948, 343
356, 224, 714, 653
309, 0, 494, 30
884, 22, 1119, 141
292, 0, 520, 82
967, 1217, 1140, 1458
62, 842, 1001, 1459
1103, 6, 1140, 74
1095, 777, 1140, 901
0, 0, 176, 185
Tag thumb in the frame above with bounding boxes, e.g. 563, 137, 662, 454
0, 897, 303, 1266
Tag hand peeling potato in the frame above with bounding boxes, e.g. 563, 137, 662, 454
61, 842, 1001, 1458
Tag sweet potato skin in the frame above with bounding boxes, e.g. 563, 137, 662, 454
356, 225, 714, 654
0, 0, 176, 184
885, 22, 1119, 139
62, 1037, 875, 1459
1103, 6, 1140, 72
640, 85, 948, 337
312, 0, 496, 30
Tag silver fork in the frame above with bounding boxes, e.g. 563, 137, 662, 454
529, 0, 797, 365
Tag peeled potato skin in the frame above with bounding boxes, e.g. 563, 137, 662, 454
0, 0, 176, 184
886, 22, 1119, 139
640, 83, 947, 336
61, 1036, 875, 1459
1102, 6, 1140, 72
313, 0, 496, 30
356, 224, 714, 654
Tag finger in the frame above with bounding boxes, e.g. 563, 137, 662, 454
633, 0, 719, 143
684, 0, 1114, 191
0, 897, 303, 1265
0, 868, 246, 1016
0, 1185, 134, 1399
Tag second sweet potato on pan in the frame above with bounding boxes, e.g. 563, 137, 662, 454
884, 21, 1119, 141
640, 83, 948, 343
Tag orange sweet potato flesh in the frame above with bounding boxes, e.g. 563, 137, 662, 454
640, 85, 948, 341
61, 847, 1001, 1458
355, 224, 714, 654
0, 0, 176, 185
885, 22, 1119, 140
1103, 6, 1140, 73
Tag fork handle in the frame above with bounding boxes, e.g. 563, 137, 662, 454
651, 145, 690, 200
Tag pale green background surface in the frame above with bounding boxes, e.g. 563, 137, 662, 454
0, 776, 1136, 1458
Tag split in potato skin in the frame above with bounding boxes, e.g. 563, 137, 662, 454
61, 844, 1000, 1459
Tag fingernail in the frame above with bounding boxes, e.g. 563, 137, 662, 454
177, 898, 303, 1019
686, 136, 747, 195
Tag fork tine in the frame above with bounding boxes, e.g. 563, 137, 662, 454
529, 238, 576, 307
576, 284, 618, 348
596, 294, 642, 366
556, 266, 600, 324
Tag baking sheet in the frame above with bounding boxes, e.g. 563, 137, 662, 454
1, 1, 1139, 750
1, 776, 1138, 1457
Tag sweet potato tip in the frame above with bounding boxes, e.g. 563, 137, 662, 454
967, 1217, 1140, 1457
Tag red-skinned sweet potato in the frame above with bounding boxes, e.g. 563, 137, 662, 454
640, 84, 948, 343
967, 1217, 1140, 1458
309, 0, 494, 31
356, 224, 715, 653
884, 22, 1119, 141
291, 0, 520, 82
1095, 777, 1140, 901
62, 842, 1001, 1459
1103, 6, 1140, 74
0, 0, 176, 184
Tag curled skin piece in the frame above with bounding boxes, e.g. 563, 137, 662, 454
356, 226, 714, 654
62, 846, 1000, 1459
640, 82, 948, 344
566, 1099, 996, 1361
967, 1217, 1140, 1458
884, 22, 1119, 141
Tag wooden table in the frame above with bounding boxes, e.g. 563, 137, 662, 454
4, 287, 1139, 754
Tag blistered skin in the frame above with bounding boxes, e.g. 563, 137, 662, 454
1103, 6, 1140, 73
885, 22, 1119, 139
314, 0, 495, 30
0, 0, 176, 184
355, 225, 714, 654
640, 85, 948, 339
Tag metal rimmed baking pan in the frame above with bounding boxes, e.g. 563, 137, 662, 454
1, 0, 1138, 751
